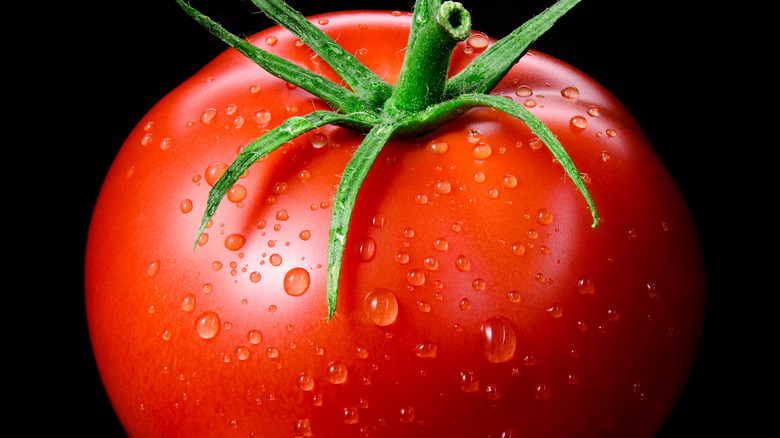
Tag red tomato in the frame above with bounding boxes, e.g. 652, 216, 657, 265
86, 5, 705, 438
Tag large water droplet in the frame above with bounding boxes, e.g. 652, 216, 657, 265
283, 267, 310, 296
204, 162, 228, 187
363, 288, 399, 326
455, 254, 471, 272
195, 311, 220, 339
480, 316, 517, 363
224, 234, 246, 251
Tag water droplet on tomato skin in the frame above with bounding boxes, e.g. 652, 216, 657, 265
363, 288, 399, 326
294, 419, 313, 437
536, 208, 554, 225
577, 275, 595, 295
561, 86, 580, 98
327, 361, 349, 384
455, 254, 471, 272
480, 316, 517, 363
426, 139, 449, 154
224, 234, 246, 251
181, 293, 196, 312
358, 237, 376, 262
398, 406, 416, 423
204, 162, 228, 186
459, 370, 480, 392
195, 311, 220, 339
180, 199, 193, 214
570, 115, 588, 130
200, 108, 217, 124
413, 340, 438, 358
146, 259, 161, 276
283, 267, 310, 296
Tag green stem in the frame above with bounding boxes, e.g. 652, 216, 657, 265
386, 1, 471, 113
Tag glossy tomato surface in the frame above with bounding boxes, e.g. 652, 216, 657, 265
85, 8, 705, 438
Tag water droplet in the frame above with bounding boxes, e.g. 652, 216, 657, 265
426, 139, 449, 154
511, 243, 526, 256
459, 298, 471, 311
249, 271, 262, 283
502, 174, 518, 189
587, 105, 600, 117
309, 131, 328, 148
269, 254, 282, 266
547, 303, 563, 318
181, 293, 196, 312
577, 275, 595, 295
471, 143, 493, 160
236, 346, 250, 360
200, 108, 217, 124
455, 254, 470, 272
294, 419, 312, 437
414, 193, 429, 205
342, 406, 359, 424
534, 381, 552, 400
433, 237, 449, 251
195, 311, 220, 339
561, 86, 580, 98
413, 340, 438, 358
423, 256, 439, 270
467, 33, 489, 49
283, 267, 310, 296
327, 361, 348, 384
606, 128, 617, 137
247, 329, 263, 344
180, 199, 193, 214
515, 85, 533, 97
485, 384, 502, 400
536, 208, 554, 225
473, 171, 486, 183
224, 234, 246, 251
570, 115, 588, 130
253, 109, 272, 125
204, 162, 228, 186
146, 259, 161, 276
480, 316, 517, 363
398, 406, 416, 423
459, 370, 479, 392
435, 179, 452, 194
227, 185, 247, 203
363, 288, 399, 326
507, 290, 521, 303
297, 372, 315, 391
358, 237, 376, 262
407, 269, 425, 286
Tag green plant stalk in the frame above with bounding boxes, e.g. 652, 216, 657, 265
182, 0, 599, 320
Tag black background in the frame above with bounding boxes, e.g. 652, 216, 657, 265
23, 0, 758, 436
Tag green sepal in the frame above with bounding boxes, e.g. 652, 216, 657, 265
445, 0, 582, 97
194, 111, 379, 250
326, 124, 397, 319
174, 0, 369, 114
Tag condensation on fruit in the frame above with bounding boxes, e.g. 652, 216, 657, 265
480, 316, 517, 363
283, 267, 310, 296
363, 288, 399, 326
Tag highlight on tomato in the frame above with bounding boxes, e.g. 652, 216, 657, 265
85, 1, 706, 437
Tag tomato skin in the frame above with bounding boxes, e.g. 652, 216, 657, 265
86, 10, 705, 438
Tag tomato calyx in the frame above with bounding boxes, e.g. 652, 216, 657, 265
178, 0, 599, 319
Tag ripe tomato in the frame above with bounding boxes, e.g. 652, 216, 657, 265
86, 2, 705, 437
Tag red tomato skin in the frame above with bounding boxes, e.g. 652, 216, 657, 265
86, 11, 705, 438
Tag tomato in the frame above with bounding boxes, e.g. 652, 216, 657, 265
85, 1, 705, 437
